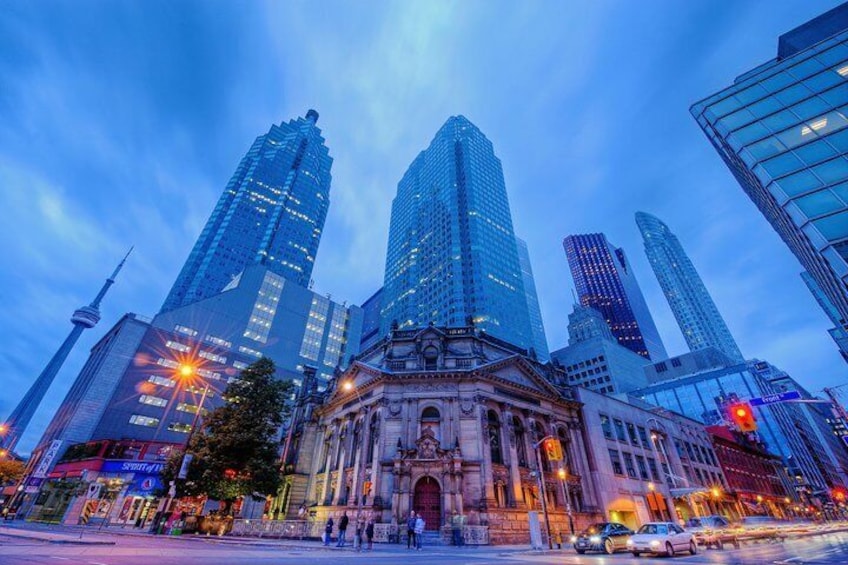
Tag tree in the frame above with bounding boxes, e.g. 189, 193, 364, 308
161, 357, 293, 513
0, 460, 25, 485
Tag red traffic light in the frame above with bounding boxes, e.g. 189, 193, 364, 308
729, 401, 757, 432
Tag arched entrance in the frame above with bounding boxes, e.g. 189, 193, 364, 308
413, 476, 441, 531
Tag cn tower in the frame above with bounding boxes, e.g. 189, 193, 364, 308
0, 249, 132, 454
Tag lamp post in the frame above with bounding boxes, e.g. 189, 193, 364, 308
342, 380, 369, 551
532, 435, 555, 550
157, 364, 210, 534
647, 417, 699, 521
557, 466, 574, 537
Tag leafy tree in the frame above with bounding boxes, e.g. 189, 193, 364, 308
0, 460, 25, 485
161, 357, 292, 513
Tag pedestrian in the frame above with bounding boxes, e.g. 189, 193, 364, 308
337, 511, 349, 547
323, 516, 334, 546
366, 517, 375, 550
355, 514, 365, 551
406, 510, 417, 549
414, 514, 425, 550
451, 510, 465, 547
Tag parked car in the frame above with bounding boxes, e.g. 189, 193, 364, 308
571, 522, 634, 554
687, 515, 739, 549
626, 521, 696, 557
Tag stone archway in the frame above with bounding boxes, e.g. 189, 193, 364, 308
413, 476, 441, 531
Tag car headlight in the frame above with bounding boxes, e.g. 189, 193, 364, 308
589, 536, 601, 543
570, 536, 577, 543
626, 539, 633, 545
650, 540, 660, 547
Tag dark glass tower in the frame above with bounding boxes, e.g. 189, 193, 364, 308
636, 212, 744, 363
691, 4, 848, 356
161, 110, 332, 312
380, 116, 535, 352
564, 233, 667, 360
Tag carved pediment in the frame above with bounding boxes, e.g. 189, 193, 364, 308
416, 427, 441, 459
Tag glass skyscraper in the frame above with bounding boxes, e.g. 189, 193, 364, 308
636, 212, 744, 363
161, 110, 332, 312
564, 233, 667, 360
380, 116, 535, 352
691, 5, 848, 352
516, 238, 549, 360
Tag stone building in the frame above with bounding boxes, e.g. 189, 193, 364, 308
282, 325, 604, 544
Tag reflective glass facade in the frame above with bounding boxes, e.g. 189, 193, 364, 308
516, 238, 549, 360
162, 110, 332, 312
636, 212, 743, 363
380, 116, 534, 351
564, 233, 667, 360
691, 25, 848, 333
632, 362, 829, 495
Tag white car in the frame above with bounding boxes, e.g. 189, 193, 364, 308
626, 522, 697, 557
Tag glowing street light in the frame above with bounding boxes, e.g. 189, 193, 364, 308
341, 379, 368, 550
0, 423, 8, 434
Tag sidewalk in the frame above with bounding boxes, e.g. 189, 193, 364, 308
0, 525, 115, 545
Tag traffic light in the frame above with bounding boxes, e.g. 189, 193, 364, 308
363, 480, 372, 495
729, 401, 757, 432
543, 438, 563, 462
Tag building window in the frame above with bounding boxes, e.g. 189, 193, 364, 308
175, 325, 198, 337
199, 350, 227, 363
513, 417, 528, 467
233, 360, 249, 370
636, 455, 650, 480
671, 357, 682, 368
138, 395, 167, 408
655, 362, 667, 373
421, 406, 441, 440
609, 449, 623, 475
205, 335, 232, 349
129, 414, 159, 427
637, 426, 649, 447
148, 375, 175, 387
176, 403, 203, 415
627, 422, 639, 445
168, 422, 192, 433
165, 340, 191, 353
623, 452, 638, 479
600, 415, 613, 439
647, 457, 661, 481
614, 419, 627, 442
488, 410, 503, 465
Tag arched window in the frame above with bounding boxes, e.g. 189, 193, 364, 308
421, 406, 441, 441
487, 410, 503, 464
423, 346, 439, 370
557, 427, 570, 467
350, 420, 362, 466
512, 416, 527, 467
531, 421, 551, 472
367, 413, 379, 464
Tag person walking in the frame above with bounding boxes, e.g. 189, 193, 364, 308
323, 516, 334, 546
337, 512, 349, 547
365, 516, 375, 550
451, 510, 465, 547
355, 514, 365, 552
414, 514, 425, 551
406, 510, 417, 549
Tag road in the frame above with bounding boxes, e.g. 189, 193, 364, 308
2, 528, 848, 564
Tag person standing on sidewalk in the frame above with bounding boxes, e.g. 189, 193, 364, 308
414, 514, 425, 551
366, 516, 375, 550
337, 512, 349, 547
451, 510, 465, 547
355, 514, 365, 552
323, 517, 334, 546
406, 510, 417, 549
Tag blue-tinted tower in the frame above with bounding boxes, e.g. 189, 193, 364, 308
516, 238, 550, 360
380, 116, 535, 352
636, 212, 744, 363
564, 233, 667, 360
691, 4, 848, 344
162, 110, 332, 312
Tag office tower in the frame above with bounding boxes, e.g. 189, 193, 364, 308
636, 212, 744, 363
162, 110, 332, 312
564, 233, 667, 360
359, 287, 383, 351
801, 270, 848, 361
380, 116, 535, 352
35, 265, 362, 455
691, 4, 848, 350
1, 250, 130, 453
516, 238, 550, 360
551, 303, 649, 394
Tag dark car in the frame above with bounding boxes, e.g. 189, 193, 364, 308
572, 522, 634, 554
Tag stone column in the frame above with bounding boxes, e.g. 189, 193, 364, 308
503, 406, 523, 505
477, 402, 497, 508
321, 425, 339, 505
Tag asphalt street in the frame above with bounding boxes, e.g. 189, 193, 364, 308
2, 529, 848, 564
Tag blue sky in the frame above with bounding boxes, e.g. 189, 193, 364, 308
1, 0, 846, 453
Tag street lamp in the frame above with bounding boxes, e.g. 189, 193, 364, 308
531, 435, 555, 550
342, 380, 368, 550
557, 466, 574, 537
647, 417, 699, 520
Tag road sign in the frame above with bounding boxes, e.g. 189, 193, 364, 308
749, 390, 801, 407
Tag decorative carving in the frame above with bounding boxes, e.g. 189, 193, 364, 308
460, 397, 475, 416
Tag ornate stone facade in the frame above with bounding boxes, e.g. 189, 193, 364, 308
283, 325, 603, 544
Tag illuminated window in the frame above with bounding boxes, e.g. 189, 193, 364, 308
129, 414, 160, 427
168, 422, 193, 433
166, 340, 191, 353
148, 375, 176, 387
139, 395, 167, 407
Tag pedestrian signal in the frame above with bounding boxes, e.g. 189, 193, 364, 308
543, 438, 563, 461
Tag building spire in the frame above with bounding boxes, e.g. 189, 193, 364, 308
0, 249, 131, 454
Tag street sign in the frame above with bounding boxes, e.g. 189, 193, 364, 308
749, 390, 801, 407
32, 440, 63, 479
